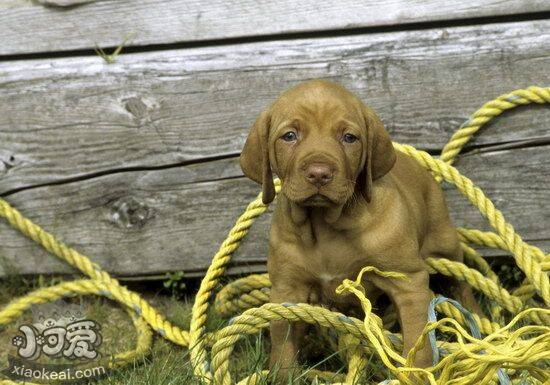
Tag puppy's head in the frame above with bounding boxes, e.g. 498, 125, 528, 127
240, 80, 396, 206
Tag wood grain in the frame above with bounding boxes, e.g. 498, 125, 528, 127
1, 20, 549, 196
0, 144, 547, 277
1, 0, 549, 55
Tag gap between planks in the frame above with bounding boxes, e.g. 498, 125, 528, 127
1, 10, 550, 62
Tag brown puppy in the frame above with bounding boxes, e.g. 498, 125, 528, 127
239, 79, 479, 373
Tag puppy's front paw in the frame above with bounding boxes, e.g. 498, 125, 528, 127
268, 362, 301, 385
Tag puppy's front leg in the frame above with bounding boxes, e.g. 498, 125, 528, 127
269, 282, 310, 379
374, 270, 433, 367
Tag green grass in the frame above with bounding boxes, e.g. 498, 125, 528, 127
0, 275, 381, 385
1, 262, 528, 384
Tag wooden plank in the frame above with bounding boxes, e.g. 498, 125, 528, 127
1, 20, 549, 195
0, 145, 547, 277
1, 1, 549, 56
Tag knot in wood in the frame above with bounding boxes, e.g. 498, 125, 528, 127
124, 97, 149, 120
109, 196, 155, 229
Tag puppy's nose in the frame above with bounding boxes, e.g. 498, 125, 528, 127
305, 163, 333, 187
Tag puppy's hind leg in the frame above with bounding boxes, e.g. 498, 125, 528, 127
442, 245, 485, 316
423, 224, 484, 316
453, 277, 484, 316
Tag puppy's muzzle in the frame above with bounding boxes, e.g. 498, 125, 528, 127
302, 162, 334, 188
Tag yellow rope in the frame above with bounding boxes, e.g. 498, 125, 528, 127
0, 86, 548, 385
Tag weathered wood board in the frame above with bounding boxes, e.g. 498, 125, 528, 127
1, 20, 549, 196
1, 0, 549, 56
0, 144, 548, 277
0, 19, 548, 277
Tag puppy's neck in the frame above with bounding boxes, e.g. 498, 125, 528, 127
287, 201, 341, 226
284, 194, 362, 228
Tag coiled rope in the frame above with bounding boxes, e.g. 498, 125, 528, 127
0, 86, 548, 385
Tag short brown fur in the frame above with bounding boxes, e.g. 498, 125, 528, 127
240, 79, 481, 375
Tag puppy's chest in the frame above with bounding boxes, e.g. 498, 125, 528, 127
299, 235, 380, 305
296, 226, 366, 281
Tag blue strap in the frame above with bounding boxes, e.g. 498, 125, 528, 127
427, 296, 510, 385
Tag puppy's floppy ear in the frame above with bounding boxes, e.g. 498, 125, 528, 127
359, 105, 396, 203
239, 109, 276, 204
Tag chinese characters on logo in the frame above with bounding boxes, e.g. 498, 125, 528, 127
11, 307, 102, 361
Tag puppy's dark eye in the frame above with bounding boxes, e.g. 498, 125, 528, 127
281, 131, 297, 142
342, 133, 358, 143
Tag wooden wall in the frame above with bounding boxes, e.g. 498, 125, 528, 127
0, 1, 549, 278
